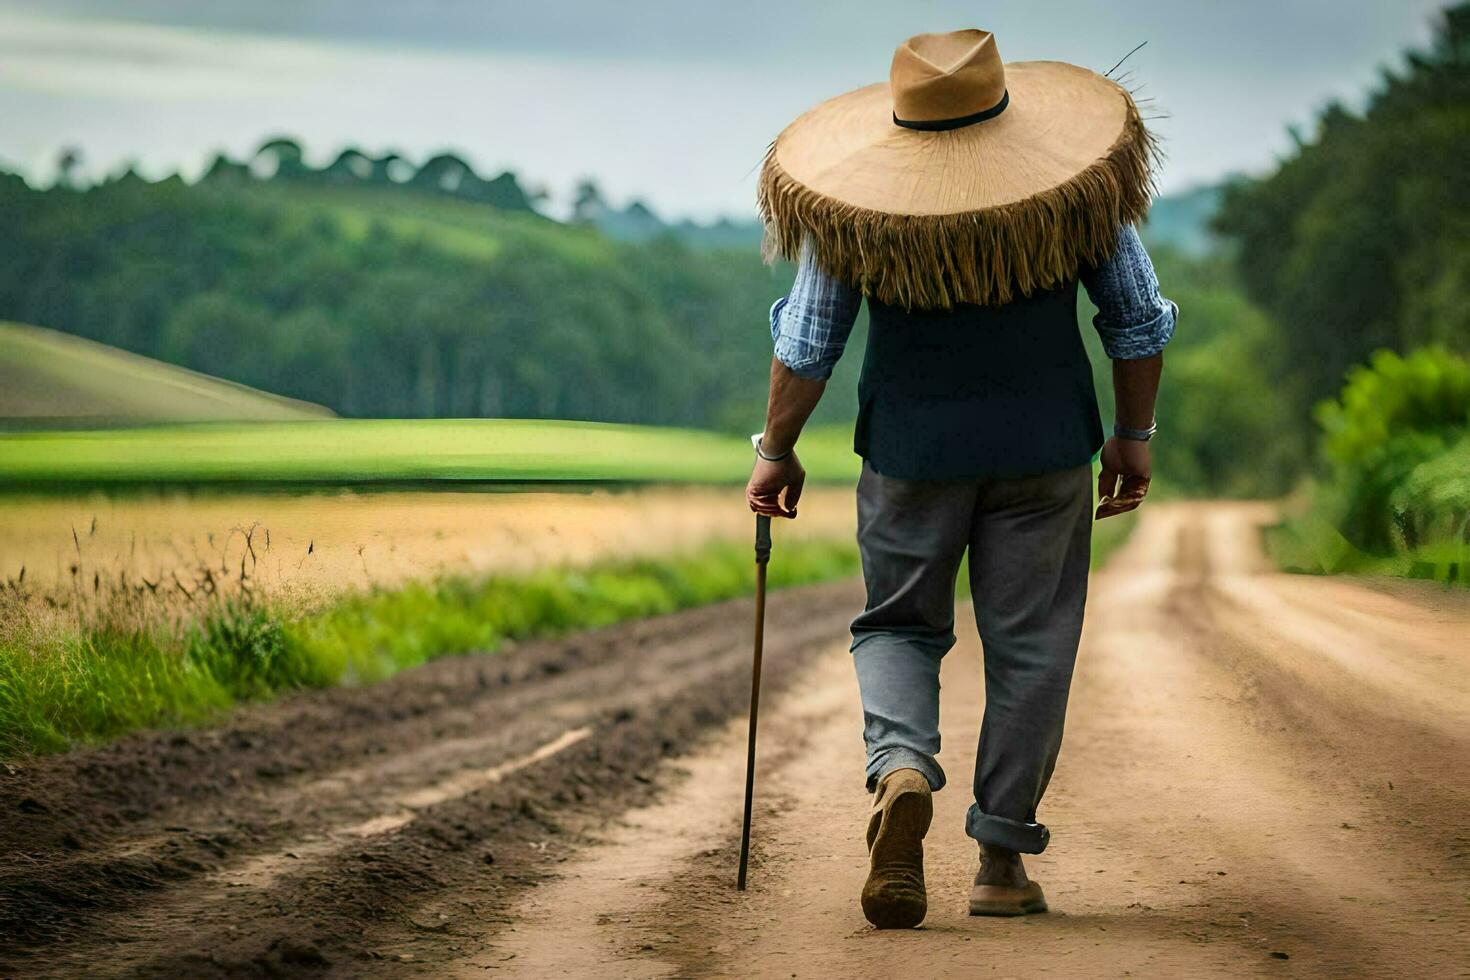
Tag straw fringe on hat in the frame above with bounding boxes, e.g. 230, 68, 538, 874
758, 29, 1161, 310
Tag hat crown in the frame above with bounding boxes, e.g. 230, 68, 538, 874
891, 29, 1007, 124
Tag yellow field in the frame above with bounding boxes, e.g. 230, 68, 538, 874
0, 486, 856, 608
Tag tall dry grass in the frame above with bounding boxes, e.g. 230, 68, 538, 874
0, 500, 861, 757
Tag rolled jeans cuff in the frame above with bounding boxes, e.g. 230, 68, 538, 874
864, 746, 945, 794
965, 805, 1051, 854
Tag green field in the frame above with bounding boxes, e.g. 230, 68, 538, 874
0, 418, 862, 489
0, 321, 333, 425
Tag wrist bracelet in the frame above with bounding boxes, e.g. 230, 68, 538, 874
755, 437, 791, 462
1114, 419, 1157, 442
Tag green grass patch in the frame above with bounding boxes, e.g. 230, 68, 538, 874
1089, 509, 1139, 570
0, 535, 860, 757
1265, 510, 1468, 587
0, 419, 864, 491
1266, 348, 1470, 587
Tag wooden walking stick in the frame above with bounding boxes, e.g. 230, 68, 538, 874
737, 512, 772, 891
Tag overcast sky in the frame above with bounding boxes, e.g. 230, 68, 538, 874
0, 0, 1449, 219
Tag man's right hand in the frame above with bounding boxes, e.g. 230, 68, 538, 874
1096, 437, 1151, 520
747, 452, 806, 519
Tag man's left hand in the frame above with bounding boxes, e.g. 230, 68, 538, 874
747, 453, 805, 519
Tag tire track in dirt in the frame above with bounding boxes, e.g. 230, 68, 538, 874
0, 580, 863, 978
470, 502, 1469, 977
216, 726, 594, 892
1171, 508, 1469, 843
1125, 506, 1469, 974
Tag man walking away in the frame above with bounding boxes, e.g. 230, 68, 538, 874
746, 28, 1175, 929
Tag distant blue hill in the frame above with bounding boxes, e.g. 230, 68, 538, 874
580, 195, 766, 251
1139, 184, 1225, 258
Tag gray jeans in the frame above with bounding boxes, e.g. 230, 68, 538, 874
850, 461, 1092, 854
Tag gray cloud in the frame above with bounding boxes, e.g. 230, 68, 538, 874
0, 0, 1451, 217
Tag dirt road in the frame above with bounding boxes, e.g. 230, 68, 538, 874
4, 503, 1468, 977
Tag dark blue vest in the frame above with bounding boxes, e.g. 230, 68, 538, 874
854, 280, 1103, 480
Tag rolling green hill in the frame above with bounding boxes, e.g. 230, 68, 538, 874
0, 321, 333, 426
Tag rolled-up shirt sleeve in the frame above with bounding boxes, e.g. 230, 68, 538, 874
1082, 223, 1178, 360
770, 242, 862, 380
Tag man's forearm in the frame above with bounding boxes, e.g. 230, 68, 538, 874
1111, 353, 1163, 431
761, 358, 826, 454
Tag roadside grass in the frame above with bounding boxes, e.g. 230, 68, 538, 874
0, 419, 863, 490
0, 535, 860, 758
1265, 509, 1468, 587
0, 498, 1137, 758
1267, 348, 1470, 587
1090, 509, 1139, 570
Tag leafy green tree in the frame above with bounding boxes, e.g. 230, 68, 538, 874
466, 171, 537, 212
55, 147, 83, 189
1215, 4, 1470, 417
323, 148, 373, 183
371, 153, 412, 184
202, 152, 249, 182
1313, 347, 1470, 552
253, 137, 307, 179
411, 153, 473, 194
159, 292, 278, 385
571, 179, 607, 224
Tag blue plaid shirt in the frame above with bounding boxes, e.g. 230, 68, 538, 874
770, 223, 1177, 380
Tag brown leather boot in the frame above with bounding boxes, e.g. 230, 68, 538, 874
861, 768, 932, 929
968, 844, 1048, 916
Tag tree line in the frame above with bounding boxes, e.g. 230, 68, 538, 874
1215, 3, 1469, 565
51, 136, 544, 214
1214, 2, 1469, 420
0, 157, 834, 430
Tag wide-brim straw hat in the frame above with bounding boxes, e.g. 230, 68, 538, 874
758, 29, 1160, 309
